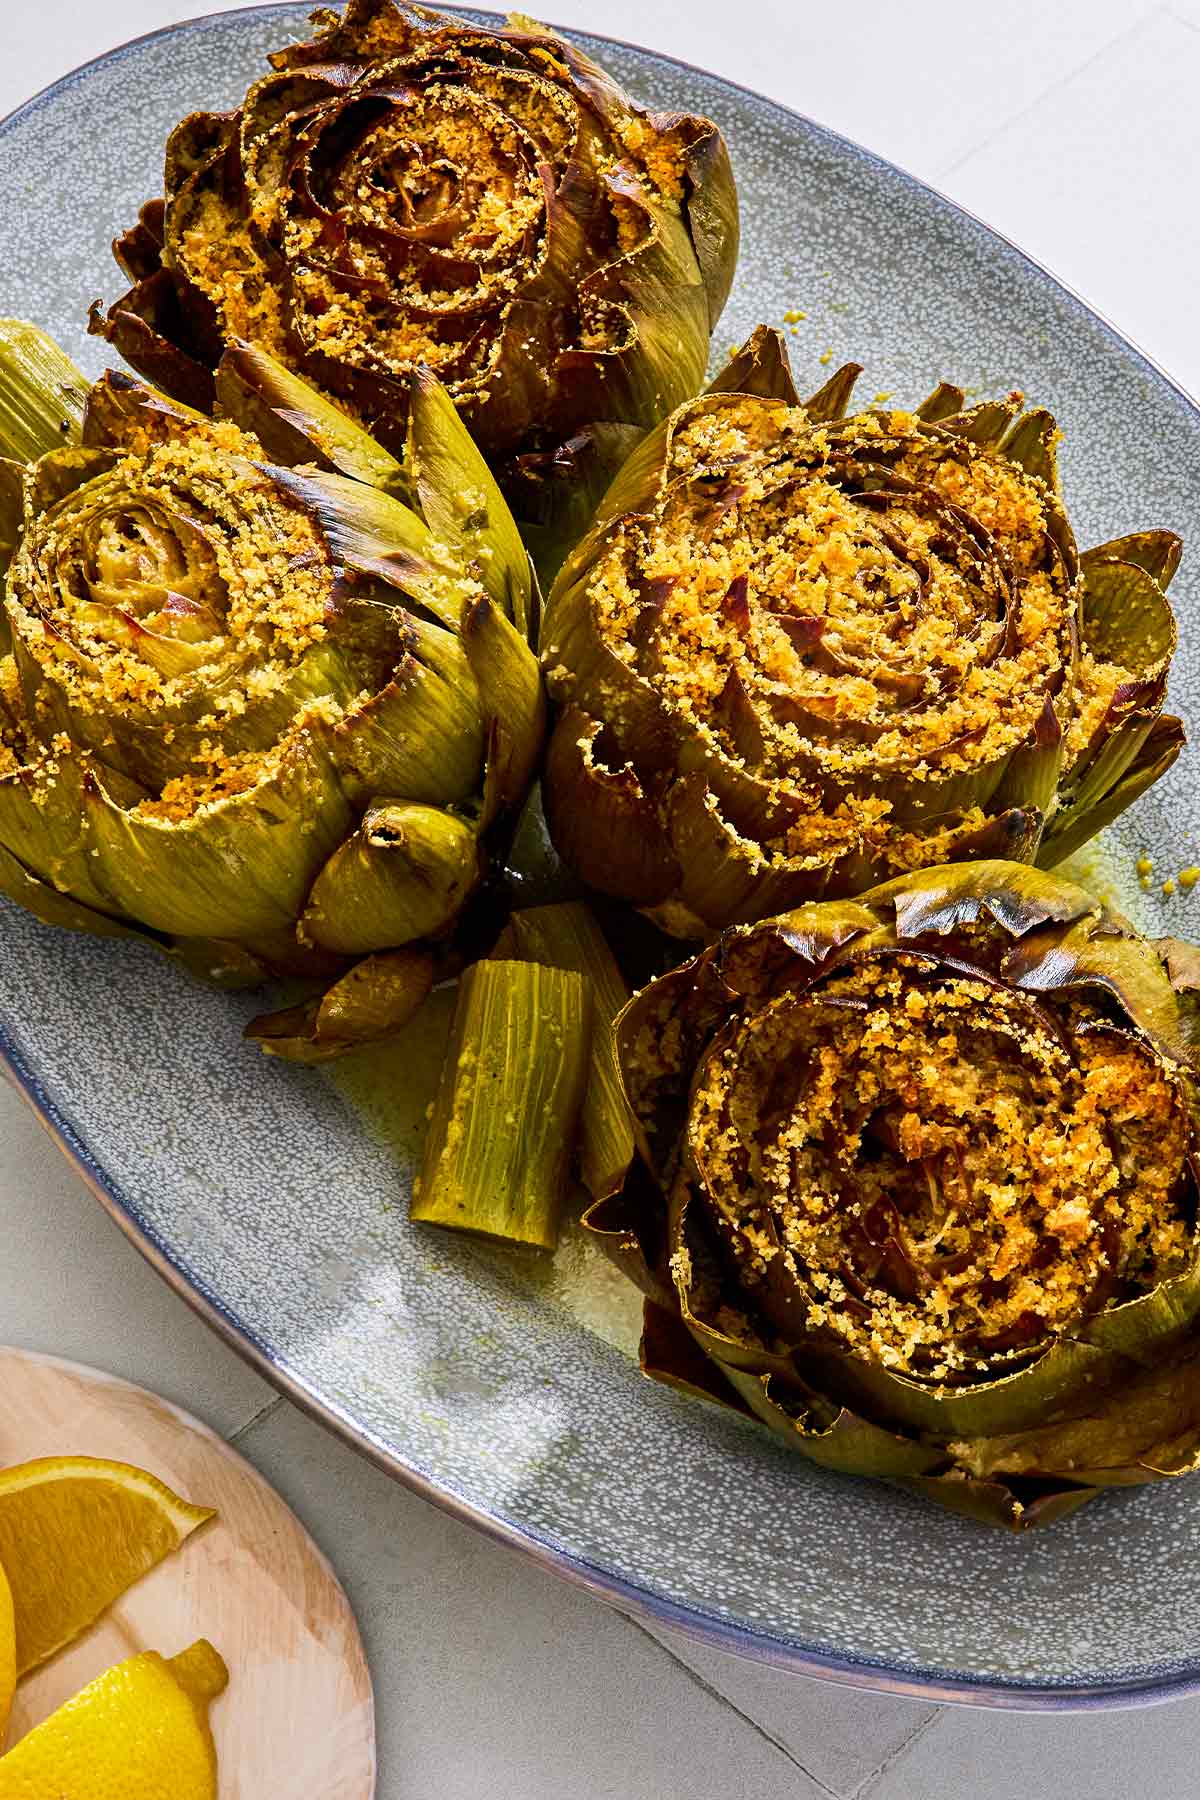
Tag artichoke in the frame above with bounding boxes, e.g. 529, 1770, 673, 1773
585, 860, 1200, 1528
541, 328, 1184, 938
89, 0, 738, 567
0, 321, 543, 1052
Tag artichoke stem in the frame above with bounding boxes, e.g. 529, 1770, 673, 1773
492, 902, 635, 1200
412, 960, 592, 1250
0, 320, 88, 462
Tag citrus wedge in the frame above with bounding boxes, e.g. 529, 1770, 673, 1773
0, 1563, 13, 1749
0, 1638, 227, 1799
0, 1458, 214, 1675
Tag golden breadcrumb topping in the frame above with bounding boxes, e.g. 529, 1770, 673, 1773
688, 956, 1191, 1379
580, 396, 1140, 874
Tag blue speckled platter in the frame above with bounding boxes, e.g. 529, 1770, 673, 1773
4, 3, 1200, 1709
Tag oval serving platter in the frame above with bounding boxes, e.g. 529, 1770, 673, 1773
4, 2, 1200, 1710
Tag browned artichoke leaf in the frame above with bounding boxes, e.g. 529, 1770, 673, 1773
673, 114, 739, 329
802, 361, 864, 423
948, 1341, 1200, 1484
894, 1473, 1095, 1531
506, 422, 647, 593
81, 367, 208, 453
937, 394, 1025, 447
542, 708, 680, 906
167, 935, 273, 991
87, 272, 218, 415
1156, 936, 1200, 994
870, 857, 1096, 943
261, 464, 469, 630
705, 325, 801, 405
0, 458, 23, 581
245, 947, 435, 1063
720, 1366, 945, 1479
581, 1170, 675, 1309
717, 897, 879, 996
1003, 907, 1191, 1059
1038, 712, 1184, 868
639, 1298, 755, 1414
914, 381, 965, 423
1081, 529, 1182, 590
215, 341, 408, 496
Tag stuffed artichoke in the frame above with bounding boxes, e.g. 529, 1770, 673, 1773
541, 328, 1184, 938
0, 321, 542, 1054
585, 860, 1200, 1528
89, 0, 738, 564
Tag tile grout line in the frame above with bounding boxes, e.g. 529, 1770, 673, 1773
227, 1392, 286, 1446
850, 1705, 944, 1800
932, 1, 1168, 181
618, 1612, 842, 1797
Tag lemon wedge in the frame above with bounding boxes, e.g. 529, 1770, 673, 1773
0, 1639, 227, 1798
0, 1458, 214, 1675
0, 1564, 13, 1750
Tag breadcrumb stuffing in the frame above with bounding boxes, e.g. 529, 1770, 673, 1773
688, 955, 1192, 1378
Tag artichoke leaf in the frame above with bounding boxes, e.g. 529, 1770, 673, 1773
245, 947, 435, 1062
0, 752, 141, 915
895, 1473, 1095, 1531
914, 382, 965, 423
215, 340, 408, 495
1038, 712, 1184, 868
1002, 909, 1192, 1061
581, 1175, 675, 1308
719, 1365, 945, 1479
1081, 530, 1182, 589
301, 800, 481, 955
84, 727, 353, 940
0, 319, 88, 463
802, 362, 864, 423
461, 595, 547, 831
407, 366, 533, 639
0, 459, 25, 577
262, 464, 470, 630
999, 408, 1059, 486
0, 838, 140, 941
329, 635, 485, 808
1080, 558, 1176, 676
704, 325, 800, 404
542, 708, 680, 905
639, 1299, 756, 1414
870, 857, 1097, 942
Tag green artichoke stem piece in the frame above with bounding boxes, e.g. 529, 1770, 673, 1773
491, 901, 635, 1200
0, 320, 88, 462
301, 801, 482, 956
411, 959, 592, 1251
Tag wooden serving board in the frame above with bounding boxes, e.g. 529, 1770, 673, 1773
0, 1347, 375, 1797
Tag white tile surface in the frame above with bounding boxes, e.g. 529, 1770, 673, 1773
4, 1, 1200, 1795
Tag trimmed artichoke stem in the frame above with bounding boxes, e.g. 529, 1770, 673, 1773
0, 320, 88, 462
491, 902, 635, 1201
412, 960, 592, 1251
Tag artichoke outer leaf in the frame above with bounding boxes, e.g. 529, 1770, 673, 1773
869, 857, 1097, 943
244, 946, 435, 1062
1038, 712, 1184, 869
1081, 530, 1183, 590
672, 113, 740, 331
0, 839, 141, 941
718, 1365, 945, 1479
704, 325, 800, 405
84, 728, 354, 940
999, 407, 1059, 486
1079, 558, 1177, 675
329, 635, 485, 809
640, 1299, 756, 1415
461, 595, 547, 831
0, 319, 88, 463
0, 458, 22, 580
1002, 910, 1193, 1061
802, 362, 864, 423
0, 753, 139, 915
86, 276, 219, 417
580, 1177, 676, 1310
215, 340, 409, 495
81, 367, 209, 452
261, 464, 468, 630
894, 1473, 1095, 1532
301, 800, 481, 956
542, 708, 680, 906
914, 381, 966, 423
406, 366, 533, 639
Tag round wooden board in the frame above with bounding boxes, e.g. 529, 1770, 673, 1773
0, 1347, 375, 1796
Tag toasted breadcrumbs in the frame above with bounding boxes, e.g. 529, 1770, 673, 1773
574, 394, 1140, 878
